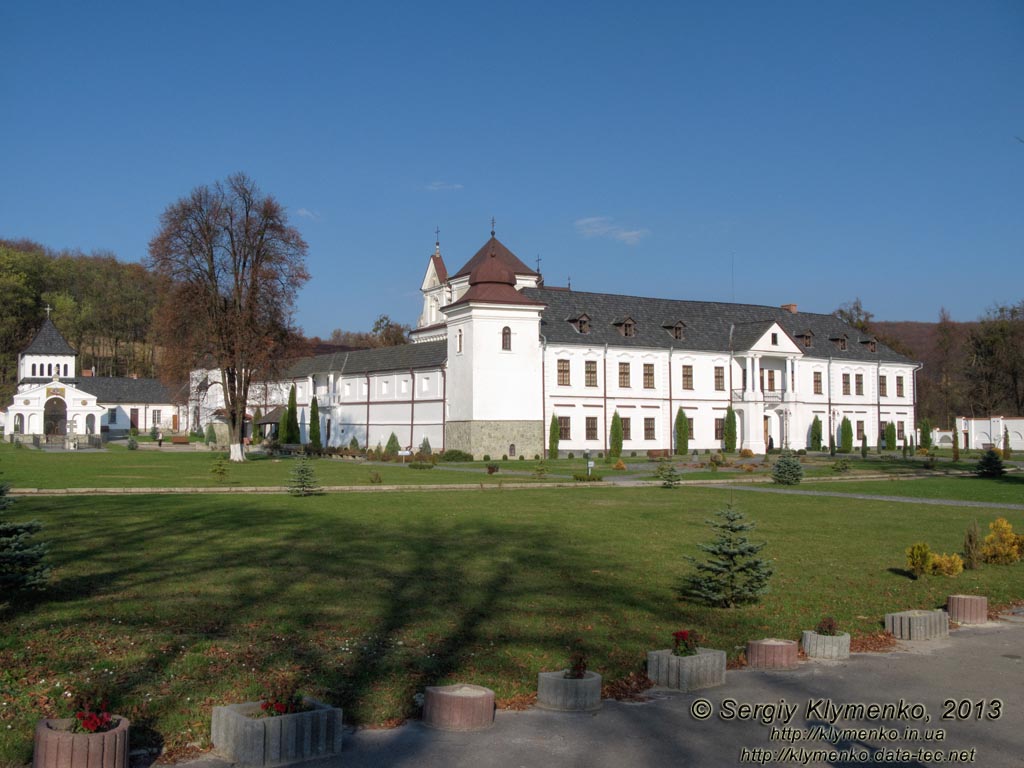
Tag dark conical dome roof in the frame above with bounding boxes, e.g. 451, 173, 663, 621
468, 250, 516, 287
24, 318, 77, 356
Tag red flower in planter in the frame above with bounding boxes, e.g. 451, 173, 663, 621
73, 700, 116, 733
672, 629, 702, 657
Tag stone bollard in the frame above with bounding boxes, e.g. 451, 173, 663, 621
947, 595, 988, 625
746, 639, 799, 670
422, 685, 495, 731
646, 648, 726, 691
885, 609, 949, 640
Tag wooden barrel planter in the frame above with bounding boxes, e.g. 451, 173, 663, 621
646, 649, 726, 691
884, 609, 949, 640
422, 685, 495, 731
211, 698, 343, 767
33, 717, 130, 768
747, 639, 798, 670
800, 631, 851, 660
947, 595, 988, 625
536, 671, 602, 712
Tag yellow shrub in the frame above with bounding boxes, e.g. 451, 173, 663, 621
905, 542, 933, 579
739, 448, 755, 458
613, 459, 626, 470
930, 553, 964, 577
982, 518, 1020, 565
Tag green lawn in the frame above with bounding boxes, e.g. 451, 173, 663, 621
801, 474, 1024, 504
0, 485, 1020, 763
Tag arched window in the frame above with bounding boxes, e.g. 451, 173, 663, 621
501, 326, 511, 351
457, 329, 463, 354
32, 364, 36, 376
64, 364, 69, 376
47, 363, 53, 376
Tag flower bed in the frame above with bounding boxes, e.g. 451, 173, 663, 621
33, 717, 129, 768
211, 698, 342, 768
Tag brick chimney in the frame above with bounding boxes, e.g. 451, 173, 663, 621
780, 303, 798, 314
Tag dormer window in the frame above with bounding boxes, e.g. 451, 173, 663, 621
568, 313, 591, 334
803, 336, 812, 348
831, 336, 848, 352
860, 337, 878, 353
614, 317, 636, 338
663, 320, 685, 340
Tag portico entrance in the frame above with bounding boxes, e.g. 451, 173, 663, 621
44, 397, 67, 436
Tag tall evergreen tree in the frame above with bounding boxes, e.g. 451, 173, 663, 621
723, 406, 737, 453
839, 417, 853, 453
384, 432, 401, 457
1004, 427, 1012, 461
952, 428, 960, 462
681, 504, 773, 608
308, 396, 321, 450
809, 416, 822, 451
885, 422, 897, 451
0, 468, 50, 590
860, 434, 868, 459
548, 415, 560, 459
609, 411, 623, 458
253, 407, 263, 440
277, 408, 289, 443
919, 417, 932, 450
674, 408, 689, 455
285, 384, 300, 444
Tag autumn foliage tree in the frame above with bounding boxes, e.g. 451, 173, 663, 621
148, 173, 309, 461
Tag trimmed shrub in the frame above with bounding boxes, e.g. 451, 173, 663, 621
905, 542, 933, 579
674, 407, 689, 455
771, 452, 803, 485
975, 449, 1005, 478
284, 385, 300, 444
831, 458, 850, 473
723, 406, 737, 453
419, 436, 432, 456
368, 470, 382, 484
609, 411, 623, 458
486, 463, 499, 474
885, 422, 897, 451
127, 437, 139, 451
982, 517, 1020, 564
501, 454, 508, 461
918, 417, 932, 450
809, 416, 822, 451
482, 454, 491, 462
440, 449, 473, 462
656, 458, 680, 489
839, 417, 853, 454
613, 459, 626, 470
962, 521, 982, 570
384, 432, 402, 457
1004, 427, 1012, 461
739, 448, 755, 459
860, 435, 868, 459
408, 462, 434, 470
548, 414, 560, 458
567, 452, 575, 459
952, 430, 960, 462
930, 553, 964, 577
532, 461, 547, 479
308, 397, 322, 450
572, 473, 603, 482
349, 435, 360, 451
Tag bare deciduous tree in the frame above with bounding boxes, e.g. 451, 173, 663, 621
148, 173, 309, 461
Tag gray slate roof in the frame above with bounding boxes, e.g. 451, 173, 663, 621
78, 377, 176, 404
286, 341, 447, 378
23, 319, 77, 356
524, 287, 915, 364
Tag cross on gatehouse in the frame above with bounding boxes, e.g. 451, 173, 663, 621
490, 217, 496, 237
44, 304, 52, 319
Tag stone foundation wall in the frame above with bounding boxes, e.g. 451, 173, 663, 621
445, 420, 543, 460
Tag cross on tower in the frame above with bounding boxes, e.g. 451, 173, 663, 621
535, 254, 542, 273
434, 226, 440, 244
490, 217, 496, 237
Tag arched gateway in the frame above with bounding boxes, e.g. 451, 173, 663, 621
43, 397, 67, 436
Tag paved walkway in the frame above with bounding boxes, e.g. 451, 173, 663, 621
180, 615, 1024, 768
705, 484, 1024, 511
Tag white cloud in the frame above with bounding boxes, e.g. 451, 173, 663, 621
574, 216, 649, 245
425, 181, 464, 192
296, 208, 322, 221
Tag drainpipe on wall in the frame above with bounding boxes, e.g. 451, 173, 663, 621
365, 373, 371, 449
827, 356, 834, 445
409, 368, 416, 450
540, 334, 547, 459
668, 347, 673, 454
602, 343, 609, 456
441, 368, 447, 452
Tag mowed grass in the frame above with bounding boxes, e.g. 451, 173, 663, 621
0, 443, 542, 488
801, 474, 1024, 504
0, 486, 1021, 763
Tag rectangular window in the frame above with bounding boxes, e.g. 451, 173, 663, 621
687, 417, 694, 439
558, 416, 571, 440
879, 376, 887, 397
896, 376, 905, 397
842, 374, 850, 396
345, 382, 352, 397
767, 370, 776, 391
643, 363, 654, 389
108, 408, 117, 424
557, 359, 570, 386
813, 371, 823, 395
644, 417, 655, 440
855, 374, 863, 396
586, 416, 598, 440
619, 362, 630, 388
771, 332, 779, 345
856, 420, 865, 440
714, 418, 724, 440
621, 418, 631, 441
152, 410, 161, 427
682, 365, 694, 390
897, 422, 905, 440
585, 360, 597, 387
714, 366, 725, 391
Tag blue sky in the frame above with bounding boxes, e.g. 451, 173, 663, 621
2, 1, 1022, 337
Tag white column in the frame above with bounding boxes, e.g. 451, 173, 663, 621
752, 355, 761, 394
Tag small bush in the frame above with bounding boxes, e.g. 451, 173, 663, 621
349, 436, 360, 451
739, 448, 755, 459
210, 457, 228, 482
656, 458, 680, 489
486, 463, 499, 474
534, 454, 540, 461
518, 455, 525, 461
982, 517, 1020, 564
419, 436, 432, 456
368, 470, 382, 484
771, 452, 803, 485
288, 456, 322, 496
482, 454, 491, 462
905, 542, 933, 579
975, 450, 1005, 478
440, 449, 473, 462
613, 459, 626, 470
567, 452, 575, 459
630, 451, 637, 457
384, 432, 402, 457
597, 452, 603, 459
572, 473, 603, 482
930, 553, 964, 577
815, 616, 839, 636
962, 521, 982, 570
796, 448, 807, 455
408, 462, 434, 470
127, 437, 139, 451
831, 458, 850, 473
533, 461, 547, 479
501, 454, 508, 461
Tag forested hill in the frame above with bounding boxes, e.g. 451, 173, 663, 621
0, 239, 159, 406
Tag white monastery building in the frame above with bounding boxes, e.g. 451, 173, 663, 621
192, 233, 923, 458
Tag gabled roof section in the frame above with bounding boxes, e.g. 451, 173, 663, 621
421, 253, 448, 291
451, 236, 539, 279
286, 341, 448, 378
729, 320, 778, 351
23, 318, 77, 356
78, 377, 175, 404
524, 287, 916, 364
